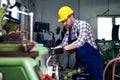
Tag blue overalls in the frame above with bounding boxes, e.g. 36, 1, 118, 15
68, 26, 103, 80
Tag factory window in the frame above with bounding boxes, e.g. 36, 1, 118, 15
115, 17, 120, 25
116, 17, 120, 40
97, 17, 112, 40
97, 16, 120, 40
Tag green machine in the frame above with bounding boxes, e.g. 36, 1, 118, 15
0, 58, 42, 80
0, 0, 50, 80
0, 44, 48, 80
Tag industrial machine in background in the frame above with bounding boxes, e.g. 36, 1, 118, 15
34, 22, 55, 47
96, 24, 120, 80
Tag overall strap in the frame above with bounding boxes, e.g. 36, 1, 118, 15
68, 20, 81, 44
68, 28, 72, 44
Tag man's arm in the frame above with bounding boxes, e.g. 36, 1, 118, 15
64, 43, 77, 50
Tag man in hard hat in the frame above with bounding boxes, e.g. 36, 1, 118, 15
54, 6, 103, 80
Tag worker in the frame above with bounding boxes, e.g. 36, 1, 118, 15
53, 6, 103, 80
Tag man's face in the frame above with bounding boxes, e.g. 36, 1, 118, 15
62, 15, 73, 28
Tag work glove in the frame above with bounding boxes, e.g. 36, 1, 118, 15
54, 47, 64, 54
49, 47, 64, 54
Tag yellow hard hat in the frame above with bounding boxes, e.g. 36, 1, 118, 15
58, 6, 74, 22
